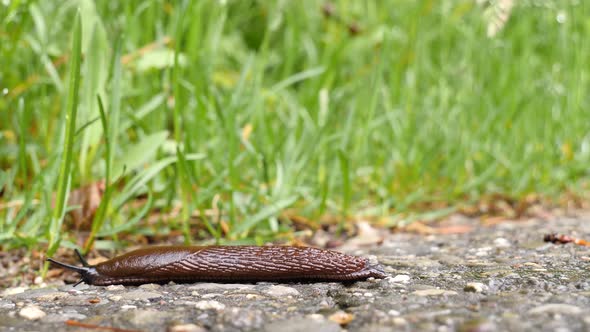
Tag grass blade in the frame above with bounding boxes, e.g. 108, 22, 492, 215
337, 149, 351, 235
108, 35, 123, 178
232, 196, 298, 237
46, 10, 82, 262
83, 95, 112, 252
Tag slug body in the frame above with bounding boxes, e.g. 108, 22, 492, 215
47, 246, 386, 286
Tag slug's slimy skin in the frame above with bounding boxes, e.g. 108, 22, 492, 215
47, 246, 387, 286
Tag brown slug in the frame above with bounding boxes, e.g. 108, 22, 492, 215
47, 245, 387, 286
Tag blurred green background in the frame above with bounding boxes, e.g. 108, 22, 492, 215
0, 0, 588, 250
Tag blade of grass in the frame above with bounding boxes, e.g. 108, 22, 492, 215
108, 35, 123, 178
46, 10, 82, 266
231, 196, 298, 237
84, 95, 111, 253
172, 1, 192, 243
97, 188, 154, 237
79, 21, 108, 181
112, 153, 205, 210
17, 99, 28, 180
111, 131, 169, 180
337, 148, 351, 235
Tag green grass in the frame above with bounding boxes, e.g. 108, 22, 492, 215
0, 0, 589, 249
46, 10, 82, 260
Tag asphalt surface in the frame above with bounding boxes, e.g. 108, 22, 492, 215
1, 213, 590, 332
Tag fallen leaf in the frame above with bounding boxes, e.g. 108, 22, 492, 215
403, 221, 436, 235
87, 256, 108, 265
401, 221, 473, 235
340, 221, 384, 249
45, 269, 63, 279
65, 180, 106, 231
434, 225, 473, 235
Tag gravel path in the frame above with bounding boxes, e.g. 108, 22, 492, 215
1, 214, 590, 332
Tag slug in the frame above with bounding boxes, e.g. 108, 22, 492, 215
47, 245, 387, 286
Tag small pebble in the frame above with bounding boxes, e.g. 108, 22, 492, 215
67, 289, 83, 295
201, 293, 222, 299
264, 285, 300, 297
19, 305, 46, 320
494, 237, 511, 248
392, 317, 407, 326
388, 310, 400, 316
464, 282, 487, 293
121, 305, 137, 310
390, 275, 411, 283
328, 311, 354, 325
307, 314, 325, 321
413, 289, 458, 296
139, 283, 161, 290
195, 300, 225, 311
168, 324, 207, 332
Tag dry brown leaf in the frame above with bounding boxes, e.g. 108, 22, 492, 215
310, 229, 332, 248
481, 215, 512, 226
434, 224, 473, 235
403, 221, 436, 235
45, 269, 63, 279
220, 220, 230, 236
401, 221, 473, 235
281, 211, 318, 230
340, 221, 384, 250
87, 256, 108, 266
66, 180, 105, 231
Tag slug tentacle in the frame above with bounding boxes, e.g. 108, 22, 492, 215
47, 256, 100, 286
46, 258, 90, 275
47, 245, 387, 286
74, 248, 90, 267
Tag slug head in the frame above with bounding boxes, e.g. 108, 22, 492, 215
46, 249, 100, 286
